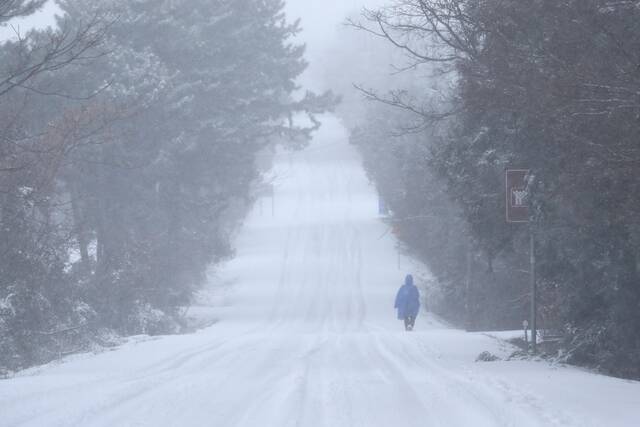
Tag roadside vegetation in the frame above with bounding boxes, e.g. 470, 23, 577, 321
343, 0, 640, 379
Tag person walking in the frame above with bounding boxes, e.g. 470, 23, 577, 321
394, 274, 420, 331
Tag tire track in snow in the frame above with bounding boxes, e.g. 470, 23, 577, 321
25, 332, 269, 427
82, 333, 325, 427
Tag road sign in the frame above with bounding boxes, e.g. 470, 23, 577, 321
506, 169, 530, 223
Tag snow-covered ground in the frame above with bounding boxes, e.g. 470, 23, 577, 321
1, 116, 639, 426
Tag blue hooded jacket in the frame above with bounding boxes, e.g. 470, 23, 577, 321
395, 274, 420, 320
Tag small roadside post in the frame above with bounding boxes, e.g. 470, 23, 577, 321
523, 319, 529, 345
267, 184, 275, 217
506, 169, 537, 353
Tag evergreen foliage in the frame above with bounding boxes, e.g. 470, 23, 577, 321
353, 0, 640, 378
0, 0, 336, 372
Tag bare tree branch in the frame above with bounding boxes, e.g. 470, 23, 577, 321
0, 12, 115, 98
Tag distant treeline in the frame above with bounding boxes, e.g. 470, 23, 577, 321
350, 0, 640, 379
0, 0, 335, 373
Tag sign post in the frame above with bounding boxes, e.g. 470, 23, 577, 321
506, 169, 537, 353
530, 229, 537, 353
465, 244, 472, 331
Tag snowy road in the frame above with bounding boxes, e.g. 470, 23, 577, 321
1, 116, 639, 426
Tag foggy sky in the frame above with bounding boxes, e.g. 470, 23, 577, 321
0, 0, 60, 40
0, 0, 385, 92
285, 0, 385, 92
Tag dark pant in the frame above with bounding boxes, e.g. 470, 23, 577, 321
404, 316, 416, 331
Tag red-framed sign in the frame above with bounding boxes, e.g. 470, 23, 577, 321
506, 169, 530, 223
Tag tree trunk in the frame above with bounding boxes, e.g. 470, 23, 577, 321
70, 185, 90, 269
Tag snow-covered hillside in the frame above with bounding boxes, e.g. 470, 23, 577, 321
1, 116, 638, 427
